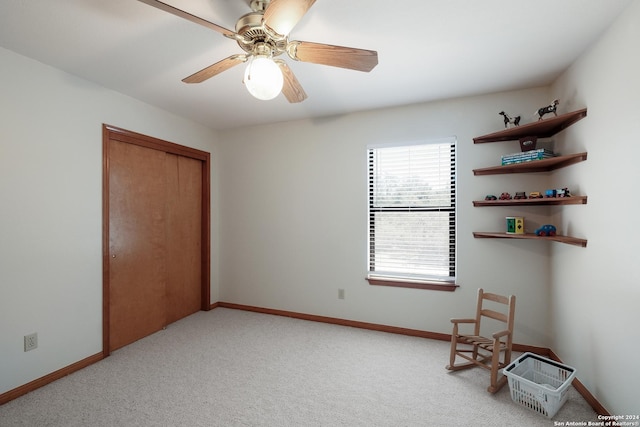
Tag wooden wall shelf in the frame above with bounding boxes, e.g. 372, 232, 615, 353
473, 152, 587, 175
472, 107, 588, 248
473, 196, 587, 207
473, 232, 587, 248
473, 108, 588, 144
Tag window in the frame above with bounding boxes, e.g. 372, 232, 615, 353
367, 138, 456, 290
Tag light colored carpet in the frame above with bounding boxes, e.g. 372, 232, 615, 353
0, 308, 597, 426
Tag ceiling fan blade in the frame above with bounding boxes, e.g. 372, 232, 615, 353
288, 41, 378, 72
263, 0, 316, 36
182, 55, 247, 84
137, 0, 236, 38
275, 61, 307, 103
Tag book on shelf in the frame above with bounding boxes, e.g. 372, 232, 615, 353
501, 148, 556, 165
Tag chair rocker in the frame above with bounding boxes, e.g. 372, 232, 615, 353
446, 288, 516, 393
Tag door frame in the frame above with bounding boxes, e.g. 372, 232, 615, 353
102, 124, 211, 357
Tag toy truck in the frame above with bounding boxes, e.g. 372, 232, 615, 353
535, 224, 557, 236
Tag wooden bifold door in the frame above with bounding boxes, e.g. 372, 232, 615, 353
102, 125, 210, 354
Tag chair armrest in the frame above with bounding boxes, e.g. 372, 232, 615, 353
450, 318, 476, 324
492, 329, 511, 339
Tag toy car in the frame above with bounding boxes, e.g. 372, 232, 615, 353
535, 224, 557, 236
514, 192, 527, 199
499, 192, 512, 200
556, 187, 571, 197
545, 189, 557, 198
485, 195, 497, 200
529, 191, 543, 199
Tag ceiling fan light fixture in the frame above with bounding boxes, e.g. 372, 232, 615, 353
138, 0, 378, 103
243, 55, 283, 101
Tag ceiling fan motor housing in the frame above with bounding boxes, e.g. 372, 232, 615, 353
236, 7, 286, 57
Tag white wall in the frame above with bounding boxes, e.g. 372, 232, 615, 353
0, 47, 220, 395
549, 0, 640, 415
218, 87, 556, 347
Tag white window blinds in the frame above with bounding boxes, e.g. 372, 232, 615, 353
368, 139, 456, 283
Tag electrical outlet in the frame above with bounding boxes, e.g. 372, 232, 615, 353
338, 289, 345, 300
24, 333, 38, 352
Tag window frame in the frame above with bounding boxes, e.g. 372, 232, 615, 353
366, 138, 458, 292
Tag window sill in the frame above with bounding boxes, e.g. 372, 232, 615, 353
366, 276, 458, 291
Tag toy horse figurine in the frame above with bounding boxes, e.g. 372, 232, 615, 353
536, 99, 559, 120
499, 111, 521, 128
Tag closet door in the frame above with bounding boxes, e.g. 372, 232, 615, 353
165, 153, 202, 324
108, 140, 168, 351
104, 126, 210, 354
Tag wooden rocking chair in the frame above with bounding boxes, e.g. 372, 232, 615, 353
446, 288, 516, 393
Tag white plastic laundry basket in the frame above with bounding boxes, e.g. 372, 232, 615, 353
503, 352, 576, 418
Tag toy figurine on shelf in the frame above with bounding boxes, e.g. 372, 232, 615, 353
499, 192, 512, 200
536, 99, 559, 120
499, 111, 521, 128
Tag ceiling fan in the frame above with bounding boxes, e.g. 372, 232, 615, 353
138, 0, 379, 102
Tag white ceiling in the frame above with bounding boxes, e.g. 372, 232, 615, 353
0, 0, 632, 131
